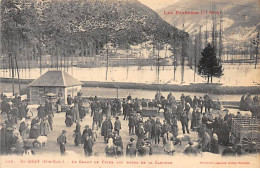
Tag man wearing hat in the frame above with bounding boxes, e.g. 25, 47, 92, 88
128, 114, 135, 135
57, 130, 67, 155
136, 123, 145, 149
101, 117, 113, 143
126, 138, 137, 157
82, 125, 93, 142
113, 131, 123, 156
83, 133, 94, 157
114, 116, 121, 135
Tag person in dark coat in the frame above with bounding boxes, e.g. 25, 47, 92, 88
113, 132, 123, 156
221, 121, 230, 146
191, 109, 197, 131
83, 133, 94, 157
37, 104, 45, 119
57, 130, 67, 155
183, 141, 197, 156
245, 94, 253, 111
56, 98, 61, 113
67, 95, 72, 105
180, 110, 190, 134
114, 116, 121, 135
29, 117, 40, 139
1, 100, 10, 115
126, 142, 136, 157
137, 141, 152, 157
128, 114, 135, 135
0, 124, 7, 154
82, 125, 93, 143
126, 138, 137, 157
152, 119, 162, 146
92, 109, 100, 130
10, 106, 18, 124
74, 123, 82, 146
206, 98, 213, 113
122, 99, 126, 119
141, 98, 147, 107
161, 120, 171, 137
77, 90, 83, 97
44, 99, 51, 116
239, 95, 246, 110
127, 94, 132, 101
185, 95, 193, 107
13, 94, 21, 108
90, 101, 97, 117
19, 118, 27, 138
222, 146, 236, 157
201, 113, 208, 125
210, 134, 219, 154
192, 96, 199, 108
144, 119, 152, 139
101, 117, 113, 143
19, 103, 27, 119
171, 116, 178, 137
136, 123, 145, 149
177, 104, 184, 120
113, 131, 123, 146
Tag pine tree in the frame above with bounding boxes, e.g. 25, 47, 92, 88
198, 43, 223, 84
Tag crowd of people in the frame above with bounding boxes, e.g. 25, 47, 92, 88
1, 91, 259, 157
0, 93, 57, 155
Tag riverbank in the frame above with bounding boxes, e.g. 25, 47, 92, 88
1, 77, 259, 95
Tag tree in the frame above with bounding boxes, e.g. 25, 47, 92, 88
198, 43, 223, 84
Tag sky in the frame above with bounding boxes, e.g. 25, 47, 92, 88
138, 0, 180, 10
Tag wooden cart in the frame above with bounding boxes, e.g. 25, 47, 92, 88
230, 117, 260, 153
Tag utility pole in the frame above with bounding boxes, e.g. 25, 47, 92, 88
198, 25, 202, 62
211, 2, 217, 51
157, 43, 160, 83
219, 11, 223, 61
205, 15, 208, 47
10, 52, 15, 96
14, 53, 21, 94
194, 34, 198, 82
106, 34, 109, 80
181, 16, 185, 84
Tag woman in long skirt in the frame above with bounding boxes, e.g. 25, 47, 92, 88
74, 123, 82, 146
163, 131, 175, 155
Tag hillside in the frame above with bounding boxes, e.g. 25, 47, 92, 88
156, 0, 260, 46
1, 0, 185, 62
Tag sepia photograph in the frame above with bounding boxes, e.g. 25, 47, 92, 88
0, 0, 259, 168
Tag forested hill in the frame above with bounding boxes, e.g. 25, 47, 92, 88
1, 0, 186, 61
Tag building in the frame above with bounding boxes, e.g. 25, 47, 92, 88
29, 70, 82, 105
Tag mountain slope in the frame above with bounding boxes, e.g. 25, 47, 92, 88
156, 0, 260, 45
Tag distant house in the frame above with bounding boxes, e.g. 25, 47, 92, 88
29, 70, 82, 105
